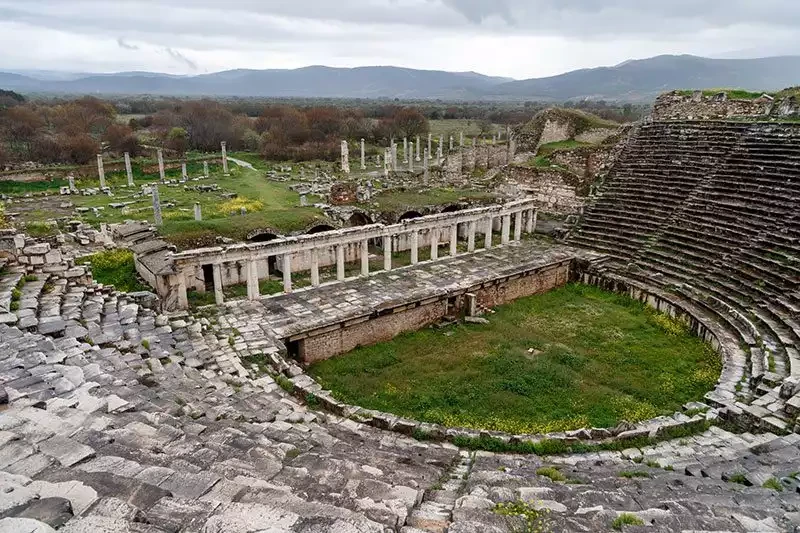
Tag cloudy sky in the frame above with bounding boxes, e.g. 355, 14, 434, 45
0, 0, 797, 79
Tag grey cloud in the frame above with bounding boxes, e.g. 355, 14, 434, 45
117, 37, 138, 50
165, 47, 197, 70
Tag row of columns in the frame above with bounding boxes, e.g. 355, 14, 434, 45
96, 142, 227, 188
200, 207, 536, 305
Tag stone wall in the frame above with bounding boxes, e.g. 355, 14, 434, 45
652, 91, 774, 120
293, 260, 571, 363
506, 167, 585, 215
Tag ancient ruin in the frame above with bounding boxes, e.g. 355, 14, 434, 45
1, 90, 800, 533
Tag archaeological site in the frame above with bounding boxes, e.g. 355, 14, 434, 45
2, 84, 800, 533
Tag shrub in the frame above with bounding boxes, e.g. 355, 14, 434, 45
493, 501, 550, 533
536, 467, 566, 483
612, 513, 644, 530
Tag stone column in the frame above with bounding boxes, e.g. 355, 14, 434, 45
416, 136, 421, 161
96, 154, 106, 189
449, 136, 454, 151
410, 230, 419, 264
408, 151, 414, 173
427, 133, 432, 156
152, 185, 163, 226
177, 271, 189, 310
449, 224, 458, 256
423, 149, 429, 184
341, 140, 351, 174
203, 161, 209, 178
384, 148, 391, 178
467, 221, 476, 252
392, 143, 398, 172
181, 162, 188, 180
310, 248, 321, 287
336, 245, 346, 281
430, 229, 439, 260
212, 263, 224, 305
437, 136, 443, 164
247, 260, 260, 300
383, 236, 392, 271
124, 152, 134, 186
282, 254, 292, 293
514, 211, 523, 241
485, 217, 493, 249
360, 240, 369, 276
194, 203, 202, 221
528, 209, 538, 233
68, 175, 77, 193
403, 137, 408, 163
360, 138, 366, 170
501, 215, 511, 244
157, 149, 166, 182
459, 131, 464, 147
221, 141, 229, 175
506, 127, 513, 165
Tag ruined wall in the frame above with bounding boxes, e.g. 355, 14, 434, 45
296, 260, 571, 363
516, 108, 621, 153
549, 145, 615, 181
652, 91, 773, 120
505, 167, 585, 215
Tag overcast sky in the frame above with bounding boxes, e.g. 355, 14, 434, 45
0, 0, 798, 79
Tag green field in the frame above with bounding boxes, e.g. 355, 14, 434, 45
429, 119, 503, 139
310, 283, 721, 434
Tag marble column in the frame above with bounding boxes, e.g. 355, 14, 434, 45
459, 131, 464, 147
247, 260, 260, 300
384, 148, 391, 178
282, 254, 292, 293
212, 263, 223, 305
416, 136, 421, 161
336, 245, 346, 281
310, 248, 321, 287
194, 203, 202, 221
501, 215, 511, 244
467, 221, 476, 252
410, 230, 419, 265
96, 154, 106, 189
449, 224, 458, 256
392, 143, 398, 172
437, 136, 443, 164
360, 138, 366, 170
157, 149, 166, 182
383, 236, 392, 271
430, 230, 439, 260
449, 136, 454, 151
427, 133, 432, 156
528, 209, 538, 233
221, 141, 229, 175
124, 152, 134, 186
485, 217, 493, 249
177, 270, 188, 310
181, 162, 188, 180
514, 211, 523, 241
360, 240, 369, 276
408, 151, 414, 172
152, 185, 163, 226
403, 137, 408, 163
341, 140, 350, 174
203, 161, 209, 178
423, 149, 429, 184
68, 175, 76, 193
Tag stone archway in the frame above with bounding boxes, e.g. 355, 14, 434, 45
306, 224, 337, 235
398, 211, 423, 222
347, 212, 373, 227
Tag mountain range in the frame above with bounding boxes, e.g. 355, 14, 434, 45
1, 55, 799, 102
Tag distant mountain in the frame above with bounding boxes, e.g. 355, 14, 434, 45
0, 66, 512, 99
488, 55, 800, 102
1, 55, 799, 101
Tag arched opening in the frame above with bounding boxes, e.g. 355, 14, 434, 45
399, 211, 423, 222
248, 231, 280, 243
306, 224, 337, 235
347, 212, 372, 227
441, 204, 463, 213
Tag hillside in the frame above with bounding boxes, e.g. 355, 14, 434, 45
1, 55, 799, 101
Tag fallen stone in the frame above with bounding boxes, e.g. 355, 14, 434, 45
5, 497, 73, 528
464, 317, 489, 325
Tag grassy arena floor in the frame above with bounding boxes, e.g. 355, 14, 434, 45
309, 284, 721, 434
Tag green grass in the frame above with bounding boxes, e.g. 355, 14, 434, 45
428, 119, 502, 139
619, 470, 652, 479
309, 283, 721, 435
366, 188, 497, 212
612, 513, 644, 530
536, 467, 566, 482
76, 249, 149, 293
762, 478, 783, 492
676, 88, 767, 100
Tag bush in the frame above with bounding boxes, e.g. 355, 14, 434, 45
76, 249, 148, 293
612, 513, 644, 530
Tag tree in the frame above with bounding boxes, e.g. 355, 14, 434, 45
392, 108, 428, 138
166, 127, 189, 155
103, 124, 140, 156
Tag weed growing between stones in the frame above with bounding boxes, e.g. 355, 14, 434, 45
612, 513, 644, 530
76, 249, 149, 293
535, 467, 566, 482
493, 501, 551, 533
762, 478, 784, 492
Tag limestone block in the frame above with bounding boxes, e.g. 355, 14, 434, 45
43, 249, 63, 265
23, 243, 50, 255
